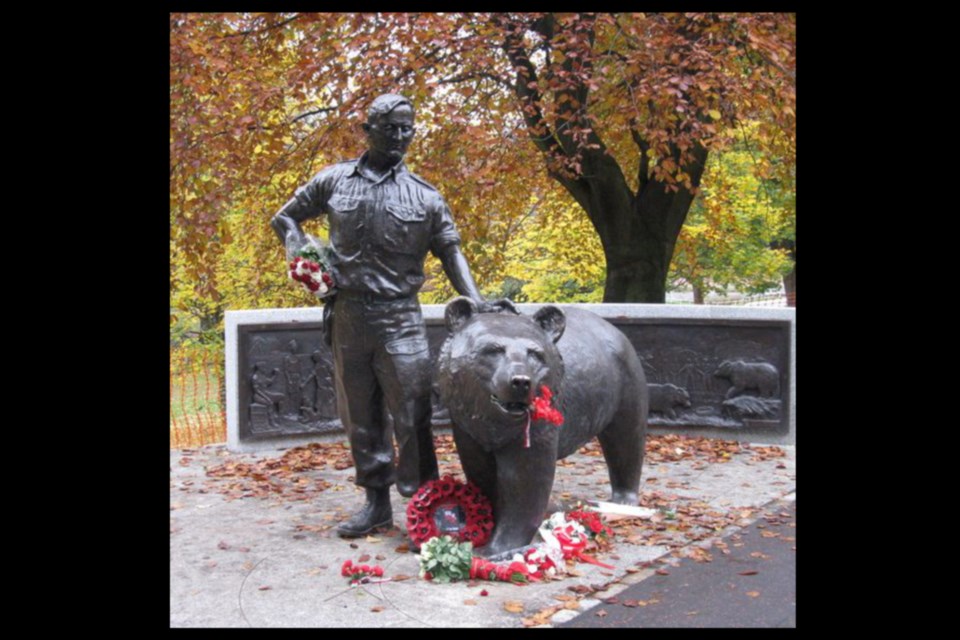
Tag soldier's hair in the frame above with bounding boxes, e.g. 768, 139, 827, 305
367, 94, 413, 122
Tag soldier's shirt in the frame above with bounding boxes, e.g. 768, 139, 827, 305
278, 152, 462, 299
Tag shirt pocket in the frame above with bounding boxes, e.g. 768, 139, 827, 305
382, 202, 428, 255
327, 195, 363, 253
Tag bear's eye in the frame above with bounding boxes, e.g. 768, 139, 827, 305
480, 344, 505, 357
527, 348, 545, 363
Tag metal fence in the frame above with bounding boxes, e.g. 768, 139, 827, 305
707, 292, 795, 307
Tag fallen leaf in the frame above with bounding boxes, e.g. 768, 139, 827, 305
242, 561, 255, 571
258, 585, 272, 591
604, 597, 620, 605
625, 566, 641, 573
738, 570, 758, 576
365, 536, 381, 543
504, 601, 524, 613
553, 594, 577, 602
394, 544, 410, 554
622, 600, 640, 608
358, 554, 371, 563
217, 541, 230, 550
568, 585, 593, 594
761, 531, 780, 538
595, 609, 608, 618
391, 574, 413, 582
749, 552, 769, 559
238, 547, 251, 553
256, 519, 274, 525
463, 599, 478, 606
349, 543, 359, 549
370, 606, 385, 613
375, 554, 386, 561
655, 569, 670, 576
206, 561, 218, 569
307, 567, 323, 576
687, 611, 698, 616
746, 591, 760, 598
564, 601, 580, 610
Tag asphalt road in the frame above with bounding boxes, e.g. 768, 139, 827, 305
562, 499, 796, 628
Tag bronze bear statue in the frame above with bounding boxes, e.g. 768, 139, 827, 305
435, 298, 648, 557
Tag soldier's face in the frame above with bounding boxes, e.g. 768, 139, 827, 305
365, 105, 415, 164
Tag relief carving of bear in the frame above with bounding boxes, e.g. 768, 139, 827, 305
435, 298, 648, 557
648, 383, 692, 420
713, 360, 779, 399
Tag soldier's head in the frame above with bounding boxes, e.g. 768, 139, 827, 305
363, 94, 415, 166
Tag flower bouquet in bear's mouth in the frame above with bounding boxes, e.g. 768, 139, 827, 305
286, 234, 336, 298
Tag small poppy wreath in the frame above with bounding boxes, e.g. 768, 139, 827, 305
405, 475, 494, 548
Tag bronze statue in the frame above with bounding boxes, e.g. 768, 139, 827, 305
270, 94, 504, 537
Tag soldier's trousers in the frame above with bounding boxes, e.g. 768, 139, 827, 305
330, 293, 439, 491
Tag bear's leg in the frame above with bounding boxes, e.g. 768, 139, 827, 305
478, 436, 557, 558
597, 405, 645, 506
452, 425, 498, 508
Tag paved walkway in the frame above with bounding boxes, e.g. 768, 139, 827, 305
170, 434, 795, 627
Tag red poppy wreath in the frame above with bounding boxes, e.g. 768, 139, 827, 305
405, 475, 494, 548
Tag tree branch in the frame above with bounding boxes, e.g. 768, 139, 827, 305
496, 15, 564, 160
439, 72, 515, 91
291, 106, 337, 124
222, 15, 299, 38
631, 127, 650, 192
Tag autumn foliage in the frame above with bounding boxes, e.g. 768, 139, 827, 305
170, 13, 795, 328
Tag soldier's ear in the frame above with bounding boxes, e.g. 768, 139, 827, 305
533, 305, 565, 343
445, 297, 478, 333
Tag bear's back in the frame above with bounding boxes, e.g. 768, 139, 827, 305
554, 307, 647, 459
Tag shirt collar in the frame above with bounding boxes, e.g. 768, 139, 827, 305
353, 151, 408, 184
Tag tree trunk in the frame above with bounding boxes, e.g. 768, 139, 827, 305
559, 145, 707, 304
692, 284, 705, 305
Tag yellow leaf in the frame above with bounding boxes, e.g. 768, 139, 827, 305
254, 144, 263, 154
746, 591, 760, 598
709, 110, 721, 120
504, 601, 525, 613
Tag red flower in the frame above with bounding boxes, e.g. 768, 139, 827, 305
373, 566, 384, 577
341, 559, 353, 577
480, 589, 489, 596
530, 386, 563, 425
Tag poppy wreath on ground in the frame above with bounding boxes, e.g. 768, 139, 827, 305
405, 475, 494, 548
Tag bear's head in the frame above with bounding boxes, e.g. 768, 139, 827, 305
435, 298, 566, 450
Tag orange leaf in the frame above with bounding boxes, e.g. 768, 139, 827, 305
746, 591, 760, 598
504, 601, 525, 613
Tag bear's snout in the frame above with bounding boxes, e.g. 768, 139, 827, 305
510, 375, 531, 394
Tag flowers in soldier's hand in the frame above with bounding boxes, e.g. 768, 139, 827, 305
287, 237, 335, 297
289, 255, 333, 296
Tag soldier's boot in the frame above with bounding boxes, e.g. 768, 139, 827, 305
337, 488, 393, 538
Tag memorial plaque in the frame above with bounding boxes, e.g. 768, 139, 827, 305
615, 319, 791, 435
227, 305, 795, 450
237, 321, 339, 440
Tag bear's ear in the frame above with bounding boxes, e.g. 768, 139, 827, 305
445, 296, 479, 333
533, 305, 565, 343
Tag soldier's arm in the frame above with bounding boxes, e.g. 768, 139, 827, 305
270, 168, 336, 257
437, 244, 484, 301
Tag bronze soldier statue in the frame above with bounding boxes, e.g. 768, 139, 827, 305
271, 94, 507, 537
